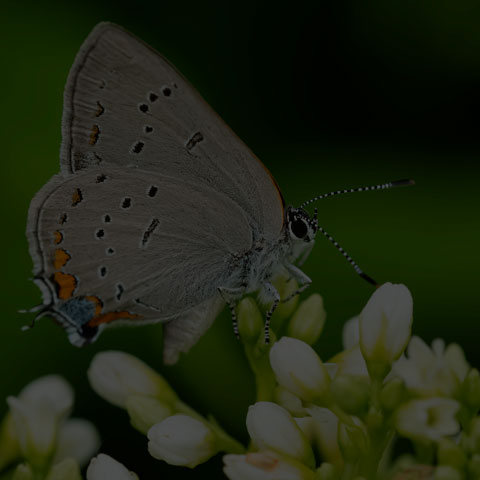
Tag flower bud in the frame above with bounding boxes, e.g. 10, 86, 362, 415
126, 395, 173, 435
338, 420, 368, 462
305, 406, 342, 469
45, 458, 82, 480
88, 351, 177, 408
269, 337, 330, 403
237, 298, 263, 342
223, 451, 316, 480
330, 346, 369, 378
342, 316, 359, 350
359, 283, 413, 380
246, 402, 314, 467
380, 378, 406, 411
148, 414, 217, 468
273, 275, 300, 321
287, 294, 326, 345
86, 454, 138, 480
330, 375, 370, 416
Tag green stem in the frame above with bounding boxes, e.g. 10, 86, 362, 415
244, 343, 276, 402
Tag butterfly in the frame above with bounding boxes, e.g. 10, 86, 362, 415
26, 22, 412, 364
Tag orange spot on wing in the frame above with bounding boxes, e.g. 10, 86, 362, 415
53, 272, 76, 300
53, 249, 71, 269
88, 310, 141, 327
53, 231, 63, 245
89, 125, 100, 145
85, 296, 103, 317
72, 188, 83, 206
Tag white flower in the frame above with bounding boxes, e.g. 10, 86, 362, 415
223, 451, 316, 480
359, 283, 413, 379
6, 376, 75, 469
1, 376, 99, 472
395, 398, 460, 443
246, 402, 314, 467
148, 414, 217, 468
392, 336, 469, 397
87, 351, 177, 408
86, 454, 138, 480
286, 294, 326, 345
269, 337, 330, 402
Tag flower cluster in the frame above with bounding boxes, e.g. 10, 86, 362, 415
4, 281, 480, 479
0, 375, 136, 479
87, 351, 244, 468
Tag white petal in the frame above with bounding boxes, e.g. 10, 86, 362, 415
148, 414, 216, 468
269, 337, 329, 401
246, 402, 313, 466
87, 351, 177, 408
52, 419, 101, 468
19, 376, 74, 417
86, 454, 138, 480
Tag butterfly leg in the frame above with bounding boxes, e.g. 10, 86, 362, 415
281, 264, 312, 303
262, 282, 281, 344
218, 286, 245, 340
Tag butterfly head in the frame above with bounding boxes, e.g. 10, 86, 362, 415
286, 206, 318, 244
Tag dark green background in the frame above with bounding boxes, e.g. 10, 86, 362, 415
2, 1, 480, 477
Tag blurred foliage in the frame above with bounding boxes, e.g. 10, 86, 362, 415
1, 0, 479, 477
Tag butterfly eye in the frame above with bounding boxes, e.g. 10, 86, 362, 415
291, 218, 308, 239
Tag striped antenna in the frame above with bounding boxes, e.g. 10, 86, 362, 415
299, 179, 415, 209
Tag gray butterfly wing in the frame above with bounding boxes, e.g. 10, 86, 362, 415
27, 166, 252, 348
162, 295, 225, 365
61, 22, 284, 240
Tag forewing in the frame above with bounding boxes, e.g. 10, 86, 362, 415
27, 166, 252, 329
62, 22, 284, 239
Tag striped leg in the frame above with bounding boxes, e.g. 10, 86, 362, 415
281, 263, 312, 303
218, 286, 245, 340
262, 282, 281, 344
